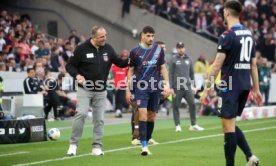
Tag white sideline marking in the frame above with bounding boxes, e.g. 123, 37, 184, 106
13, 126, 276, 166
0, 151, 29, 157
205, 119, 276, 131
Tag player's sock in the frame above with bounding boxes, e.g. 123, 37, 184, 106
141, 140, 148, 147
147, 121, 154, 140
139, 121, 147, 147
236, 126, 252, 161
224, 132, 237, 166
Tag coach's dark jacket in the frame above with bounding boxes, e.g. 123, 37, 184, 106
66, 39, 128, 91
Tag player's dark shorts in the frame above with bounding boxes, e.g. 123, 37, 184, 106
220, 90, 250, 118
135, 89, 160, 112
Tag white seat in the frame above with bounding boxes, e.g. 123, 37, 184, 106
23, 94, 43, 107
15, 94, 44, 118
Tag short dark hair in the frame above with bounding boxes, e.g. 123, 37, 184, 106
224, 0, 242, 17
38, 40, 44, 45
142, 26, 155, 34
27, 67, 34, 73
176, 42, 185, 48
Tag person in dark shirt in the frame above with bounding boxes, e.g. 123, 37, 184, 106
50, 46, 63, 72
121, 0, 132, 18
66, 25, 128, 156
23, 68, 39, 94
200, 1, 262, 166
68, 29, 80, 46
44, 70, 63, 120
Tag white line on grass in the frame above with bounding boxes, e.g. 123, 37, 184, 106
205, 119, 276, 131
13, 126, 276, 166
0, 151, 29, 157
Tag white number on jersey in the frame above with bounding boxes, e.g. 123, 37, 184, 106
240, 36, 253, 62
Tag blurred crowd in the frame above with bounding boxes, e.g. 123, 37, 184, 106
0, 10, 86, 73
134, 0, 276, 62
0, 10, 84, 121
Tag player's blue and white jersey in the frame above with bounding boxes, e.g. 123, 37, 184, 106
129, 43, 165, 90
217, 24, 255, 90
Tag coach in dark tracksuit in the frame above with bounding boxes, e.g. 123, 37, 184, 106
169, 42, 204, 132
66, 26, 128, 156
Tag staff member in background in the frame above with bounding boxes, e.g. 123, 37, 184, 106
111, 49, 129, 118
258, 57, 271, 106
170, 42, 204, 132
23, 68, 39, 94
66, 25, 128, 156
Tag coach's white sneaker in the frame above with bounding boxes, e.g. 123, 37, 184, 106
189, 124, 204, 131
246, 155, 259, 166
67, 144, 77, 156
91, 148, 104, 156
175, 125, 182, 132
149, 138, 159, 145
141, 147, 152, 156
131, 138, 141, 145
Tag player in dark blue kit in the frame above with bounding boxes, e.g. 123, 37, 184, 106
126, 26, 170, 155
200, 1, 262, 166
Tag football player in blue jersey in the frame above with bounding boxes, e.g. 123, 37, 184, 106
200, 1, 262, 166
126, 26, 171, 155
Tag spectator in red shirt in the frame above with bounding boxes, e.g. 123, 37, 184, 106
111, 49, 129, 118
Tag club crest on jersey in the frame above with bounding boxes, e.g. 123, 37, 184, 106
103, 55, 108, 62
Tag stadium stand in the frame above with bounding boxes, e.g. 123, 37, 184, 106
0, 10, 77, 120
134, 0, 276, 62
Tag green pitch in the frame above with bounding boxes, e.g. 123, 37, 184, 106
1, 117, 275, 166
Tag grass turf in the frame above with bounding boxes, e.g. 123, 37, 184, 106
1, 117, 275, 166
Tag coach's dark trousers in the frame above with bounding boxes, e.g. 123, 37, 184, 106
172, 88, 196, 126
